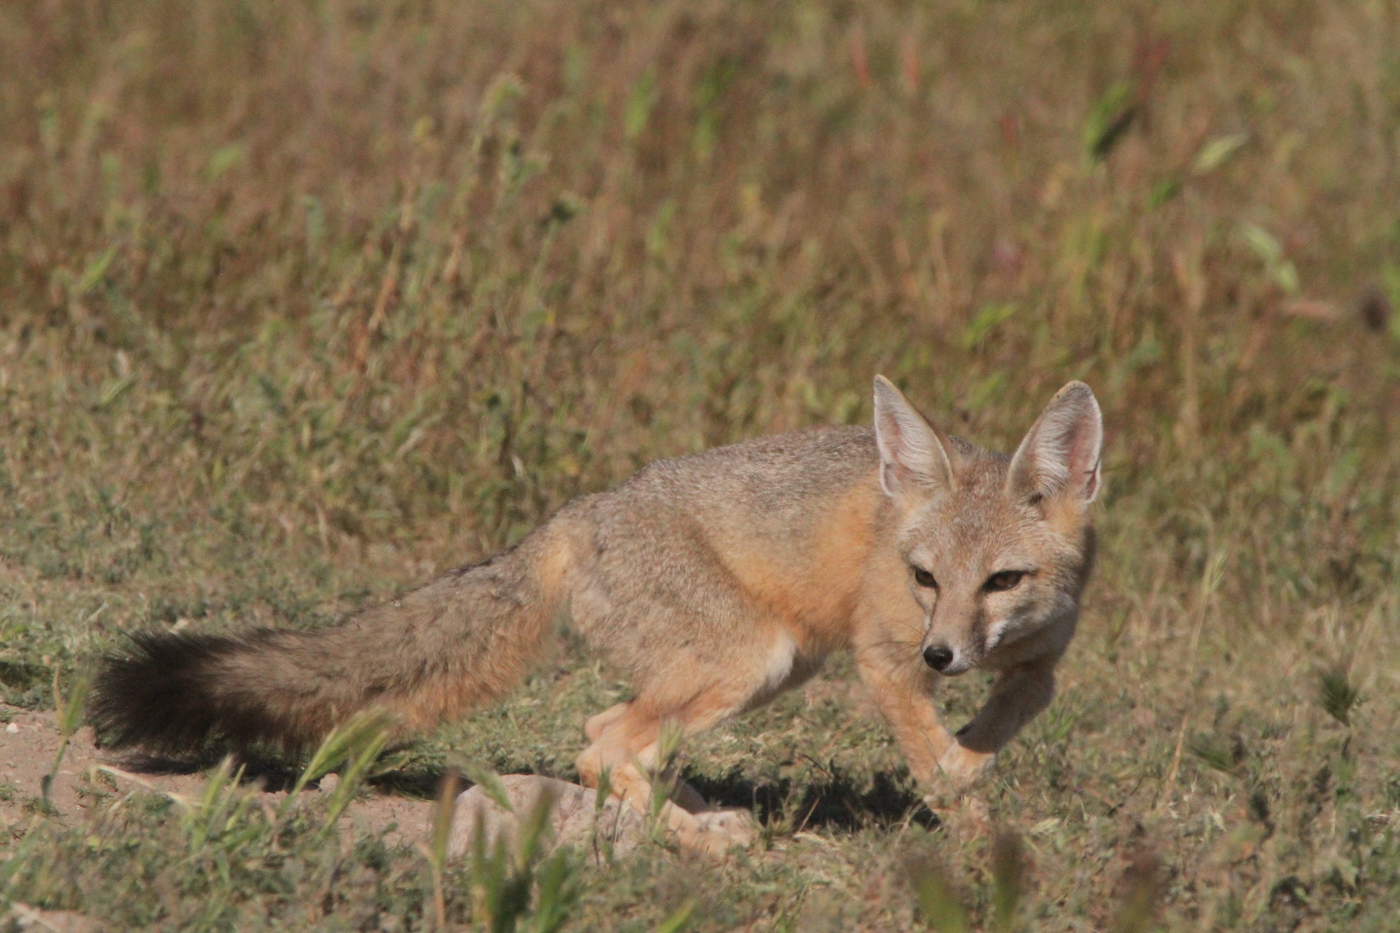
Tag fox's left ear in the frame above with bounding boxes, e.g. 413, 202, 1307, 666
1007, 381, 1102, 504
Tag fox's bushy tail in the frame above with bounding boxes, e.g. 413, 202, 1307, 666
89, 528, 572, 755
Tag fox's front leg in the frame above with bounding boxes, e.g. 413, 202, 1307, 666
854, 645, 957, 790
938, 657, 1057, 786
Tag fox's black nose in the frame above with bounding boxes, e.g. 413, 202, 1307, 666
923, 644, 954, 671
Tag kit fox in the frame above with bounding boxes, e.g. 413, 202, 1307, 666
91, 376, 1102, 851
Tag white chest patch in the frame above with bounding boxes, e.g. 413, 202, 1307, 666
763, 631, 798, 692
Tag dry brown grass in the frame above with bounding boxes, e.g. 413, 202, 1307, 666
2, 0, 1399, 929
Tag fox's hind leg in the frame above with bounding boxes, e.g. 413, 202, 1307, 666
575, 707, 707, 848
566, 525, 801, 852
583, 702, 628, 741
583, 701, 712, 812
575, 690, 758, 855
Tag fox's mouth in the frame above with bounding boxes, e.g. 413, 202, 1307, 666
937, 657, 975, 676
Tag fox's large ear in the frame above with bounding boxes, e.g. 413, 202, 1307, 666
1006, 381, 1102, 504
872, 375, 954, 500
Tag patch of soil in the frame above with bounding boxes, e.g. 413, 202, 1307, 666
0, 703, 434, 846
0, 705, 663, 857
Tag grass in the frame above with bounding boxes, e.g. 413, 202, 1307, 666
2, 0, 1400, 928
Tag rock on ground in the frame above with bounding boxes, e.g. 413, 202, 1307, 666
449, 774, 649, 859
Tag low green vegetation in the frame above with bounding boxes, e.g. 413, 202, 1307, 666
3, 0, 1399, 928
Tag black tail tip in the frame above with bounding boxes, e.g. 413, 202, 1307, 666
89, 631, 244, 755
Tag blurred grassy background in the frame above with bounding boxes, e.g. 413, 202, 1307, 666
2, 0, 1399, 929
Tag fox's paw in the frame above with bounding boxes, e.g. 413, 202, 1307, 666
938, 742, 994, 788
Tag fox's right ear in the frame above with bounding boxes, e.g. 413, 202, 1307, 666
872, 375, 954, 500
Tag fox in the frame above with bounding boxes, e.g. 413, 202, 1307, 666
90, 375, 1102, 852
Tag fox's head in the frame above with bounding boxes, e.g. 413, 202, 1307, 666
872, 375, 1102, 675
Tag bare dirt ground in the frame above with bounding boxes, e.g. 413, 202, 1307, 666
1, 704, 653, 860
1, 705, 660, 931
1, 703, 431, 846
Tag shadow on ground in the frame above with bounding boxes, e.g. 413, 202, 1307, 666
687, 765, 939, 832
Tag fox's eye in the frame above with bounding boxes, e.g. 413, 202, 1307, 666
911, 566, 938, 589
984, 570, 1025, 592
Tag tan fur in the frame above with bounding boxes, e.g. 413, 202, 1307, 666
93, 376, 1102, 853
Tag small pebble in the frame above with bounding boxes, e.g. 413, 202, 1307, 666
5, 723, 17, 733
